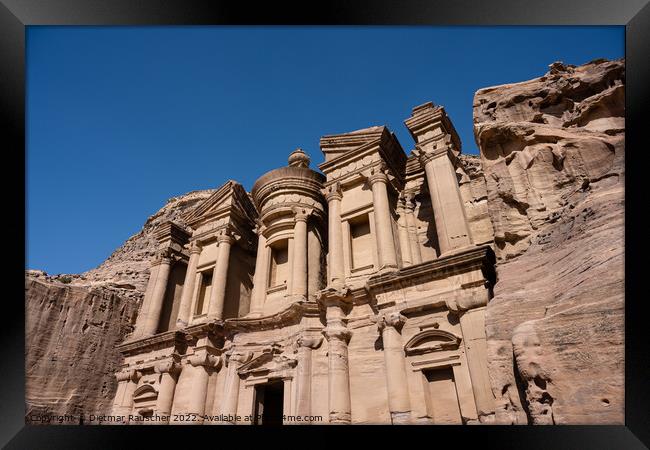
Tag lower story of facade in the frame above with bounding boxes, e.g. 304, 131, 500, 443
113, 245, 496, 425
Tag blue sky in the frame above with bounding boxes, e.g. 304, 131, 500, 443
26, 26, 624, 274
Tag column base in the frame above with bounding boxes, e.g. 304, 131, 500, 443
438, 243, 477, 259
377, 265, 399, 275
329, 412, 351, 424
390, 411, 412, 424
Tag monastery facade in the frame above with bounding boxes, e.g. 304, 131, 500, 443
112, 102, 497, 425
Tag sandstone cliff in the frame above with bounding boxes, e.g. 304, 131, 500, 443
25, 189, 215, 422
473, 58, 625, 424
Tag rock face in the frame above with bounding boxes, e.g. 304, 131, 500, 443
25, 189, 215, 422
457, 154, 494, 247
473, 58, 625, 424
25, 279, 140, 423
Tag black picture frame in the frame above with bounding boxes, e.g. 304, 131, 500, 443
3, 1, 648, 448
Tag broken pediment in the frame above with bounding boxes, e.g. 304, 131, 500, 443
319, 126, 407, 186
183, 180, 258, 232
404, 329, 461, 356
320, 126, 387, 161
237, 348, 297, 377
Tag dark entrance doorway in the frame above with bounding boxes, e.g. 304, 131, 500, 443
253, 380, 284, 425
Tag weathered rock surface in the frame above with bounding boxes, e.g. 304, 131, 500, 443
25, 189, 215, 422
457, 154, 495, 247
25, 279, 139, 423
474, 58, 624, 424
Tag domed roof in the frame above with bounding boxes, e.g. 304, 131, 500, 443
251, 149, 325, 209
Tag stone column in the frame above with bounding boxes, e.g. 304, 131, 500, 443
131, 262, 160, 339
154, 359, 181, 423
378, 312, 412, 424
207, 233, 233, 320
112, 369, 141, 419
367, 168, 398, 270
291, 208, 310, 300
445, 289, 494, 421
324, 183, 344, 286
134, 251, 172, 338
295, 335, 323, 422
323, 300, 352, 424
220, 351, 251, 423
459, 306, 494, 419
396, 200, 413, 267
249, 224, 268, 317
416, 148, 472, 255
178, 351, 219, 424
403, 196, 423, 264
176, 241, 202, 328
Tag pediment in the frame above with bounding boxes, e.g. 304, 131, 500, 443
319, 126, 387, 161
404, 329, 461, 356
237, 349, 297, 377
183, 180, 258, 230
133, 384, 157, 399
319, 126, 407, 184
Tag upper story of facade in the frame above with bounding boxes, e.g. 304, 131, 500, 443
126, 101, 495, 342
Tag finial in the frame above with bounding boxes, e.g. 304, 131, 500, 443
288, 148, 310, 168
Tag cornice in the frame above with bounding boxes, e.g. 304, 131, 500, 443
366, 245, 496, 295
224, 300, 320, 333
117, 322, 224, 356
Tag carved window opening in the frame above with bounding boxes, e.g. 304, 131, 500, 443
253, 380, 284, 425
423, 367, 463, 424
195, 272, 212, 315
349, 213, 373, 272
268, 240, 289, 288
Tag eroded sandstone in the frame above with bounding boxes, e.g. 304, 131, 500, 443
474, 58, 624, 424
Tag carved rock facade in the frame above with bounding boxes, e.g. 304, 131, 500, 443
111, 103, 497, 424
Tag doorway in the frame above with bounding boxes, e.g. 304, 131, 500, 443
424, 367, 463, 424
253, 380, 284, 425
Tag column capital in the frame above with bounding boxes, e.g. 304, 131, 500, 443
292, 207, 312, 223
366, 164, 389, 185
254, 220, 267, 236
399, 191, 417, 211
225, 350, 252, 367
414, 135, 458, 166
445, 289, 489, 314
297, 334, 323, 350
187, 350, 221, 369
217, 231, 235, 246
377, 312, 407, 333
322, 182, 342, 202
154, 359, 182, 376
396, 196, 409, 216
151, 248, 173, 266
188, 240, 202, 254
115, 369, 141, 383
323, 326, 352, 343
